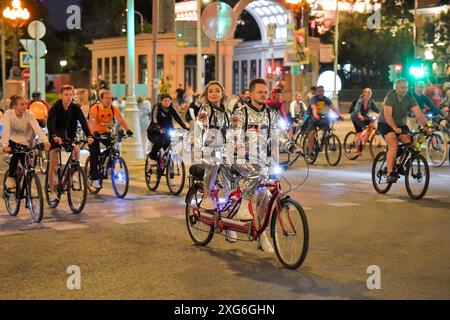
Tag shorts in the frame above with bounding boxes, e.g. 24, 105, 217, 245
301, 114, 327, 134
352, 117, 372, 133
378, 122, 410, 136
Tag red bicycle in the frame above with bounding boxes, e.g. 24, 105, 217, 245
185, 152, 309, 269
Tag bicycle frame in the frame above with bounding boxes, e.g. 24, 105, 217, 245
55, 143, 80, 190
197, 176, 292, 242
5, 147, 38, 201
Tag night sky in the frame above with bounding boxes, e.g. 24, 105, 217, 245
42, 0, 81, 30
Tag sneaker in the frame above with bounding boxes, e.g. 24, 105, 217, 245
386, 173, 399, 184
257, 231, 274, 253
225, 229, 237, 243
236, 199, 253, 220
92, 179, 101, 189
5, 177, 16, 189
201, 196, 216, 211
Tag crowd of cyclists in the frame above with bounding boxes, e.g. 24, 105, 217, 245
1, 74, 449, 252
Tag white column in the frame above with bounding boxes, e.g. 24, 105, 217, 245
123, 0, 144, 161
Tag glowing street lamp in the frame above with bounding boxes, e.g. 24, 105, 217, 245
2, 0, 30, 80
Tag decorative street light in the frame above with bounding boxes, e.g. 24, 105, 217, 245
2, 0, 30, 80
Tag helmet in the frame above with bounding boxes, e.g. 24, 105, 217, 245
32, 91, 42, 99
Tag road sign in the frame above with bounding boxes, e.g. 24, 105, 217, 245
28, 20, 46, 40
21, 68, 30, 81
20, 39, 46, 58
201, 2, 236, 41
20, 51, 31, 68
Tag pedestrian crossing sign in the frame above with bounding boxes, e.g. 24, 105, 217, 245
20, 51, 32, 68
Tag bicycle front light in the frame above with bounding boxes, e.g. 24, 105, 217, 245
279, 118, 289, 130
328, 111, 338, 121
168, 130, 177, 138
271, 164, 283, 176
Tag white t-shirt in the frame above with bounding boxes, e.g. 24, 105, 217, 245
1, 109, 47, 147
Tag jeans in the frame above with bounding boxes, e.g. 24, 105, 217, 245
89, 139, 112, 180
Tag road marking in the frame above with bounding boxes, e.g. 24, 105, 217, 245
437, 175, 450, 179
327, 202, 361, 207
376, 199, 405, 203
43, 222, 89, 231
359, 181, 373, 184
321, 183, 347, 187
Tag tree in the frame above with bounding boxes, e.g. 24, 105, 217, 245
421, 8, 449, 76
315, 0, 415, 87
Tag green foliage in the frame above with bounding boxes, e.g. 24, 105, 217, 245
320, 0, 415, 87
45, 92, 60, 105
421, 9, 450, 64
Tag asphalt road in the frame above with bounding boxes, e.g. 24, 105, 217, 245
0, 121, 449, 300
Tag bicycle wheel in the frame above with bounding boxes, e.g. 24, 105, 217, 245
26, 173, 44, 223
371, 151, 392, 194
38, 150, 49, 175
185, 184, 214, 246
44, 165, 61, 208
145, 152, 161, 191
344, 131, 359, 160
302, 134, 318, 164
111, 156, 129, 198
271, 198, 309, 269
426, 132, 448, 167
369, 131, 387, 160
405, 154, 430, 200
68, 164, 88, 214
325, 134, 342, 166
84, 156, 101, 194
3, 170, 20, 216
166, 155, 186, 195
294, 131, 304, 151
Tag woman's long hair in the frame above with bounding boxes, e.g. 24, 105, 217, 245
200, 81, 229, 108
9, 95, 25, 109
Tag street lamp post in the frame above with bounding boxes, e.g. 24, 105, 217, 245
122, 0, 144, 161
2, 0, 30, 80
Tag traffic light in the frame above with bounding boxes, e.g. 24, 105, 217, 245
406, 57, 431, 80
388, 64, 402, 81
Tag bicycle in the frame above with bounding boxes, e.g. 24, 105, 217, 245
145, 129, 186, 195
85, 130, 131, 199
185, 152, 309, 269
32, 127, 49, 174
2, 143, 45, 223
424, 114, 449, 167
301, 113, 342, 166
344, 116, 386, 160
44, 138, 88, 213
372, 127, 431, 200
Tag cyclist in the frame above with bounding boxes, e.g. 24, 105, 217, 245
266, 86, 288, 120
147, 94, 188, 167
302, 85, 344, 155
192, 81, 235, 242
1, 95, 50, 189
413, 81, 445, 118
378, 79, 432, 183
47, 85, 94, 202
27, 91, 50, 128
289, 91, 307, 136
88, 90, 133, 189
231, 78, 299, 253
350, 88, 380, 154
